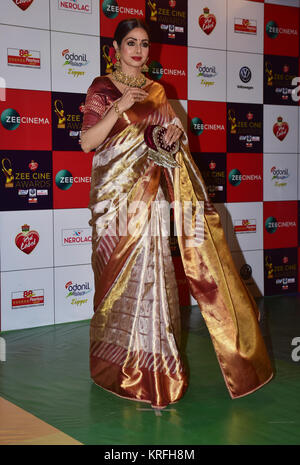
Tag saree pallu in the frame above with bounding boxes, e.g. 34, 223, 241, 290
82, 76, 274, 408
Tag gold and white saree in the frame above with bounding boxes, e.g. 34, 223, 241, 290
81, 76, 273, 408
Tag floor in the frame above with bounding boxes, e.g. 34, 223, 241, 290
0, 295, 299, 445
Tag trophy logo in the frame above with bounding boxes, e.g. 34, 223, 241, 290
265, 255, 274, 280
102, 45, 115, 74
54, 99, 66, 129
273, 117, 289, 141
228, 109, 237, 134
148, 0, 158, 21
15, 224, 40, 255
265, 61, 273, 86
2, 158, 14, 188
199, 7, 217, 35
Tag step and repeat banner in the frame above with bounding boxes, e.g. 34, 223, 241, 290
1, 0, 300, 330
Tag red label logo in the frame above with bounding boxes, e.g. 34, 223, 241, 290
15, 224, 39, 254
273, 117, 289, 141
199, 7, 216, 35
12, 0, 34, 11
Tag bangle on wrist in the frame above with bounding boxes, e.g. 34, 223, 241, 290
113, 102, 131, 124
113, 102, 121, 118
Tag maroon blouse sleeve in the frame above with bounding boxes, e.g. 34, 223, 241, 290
81, 78, 107, 132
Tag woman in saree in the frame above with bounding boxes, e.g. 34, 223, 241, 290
81, 18, 274, 410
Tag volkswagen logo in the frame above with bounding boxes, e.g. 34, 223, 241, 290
239, 66, 252, 83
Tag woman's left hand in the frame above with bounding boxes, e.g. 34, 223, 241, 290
164, 124, 183, 146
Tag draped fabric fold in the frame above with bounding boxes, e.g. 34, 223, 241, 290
82, 76, 273, 408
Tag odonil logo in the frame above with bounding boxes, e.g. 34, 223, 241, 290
228, 168, 261, 187
65, 280, 92, 307
1, 108, 50, 130
102, 0, 143, 19
196, 62, 217, 79
265, 216, 296, 234
190, 117, 225, 136
55, 169, 91, 190
148, 61, 186, 81
271, 166, 289, 181
65, 281, 91, 297
62, 49, 89, 68
266, 20, 298, 39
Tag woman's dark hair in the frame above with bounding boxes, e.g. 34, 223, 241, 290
113, 18, 150, 46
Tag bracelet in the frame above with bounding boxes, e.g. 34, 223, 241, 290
113, 102, 131, 124
113, 102, 121, 118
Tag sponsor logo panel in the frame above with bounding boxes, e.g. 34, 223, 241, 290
54, 265, 94, 323
145, 0, 187, 45
264, 55, 298, 105
0, 89, 52, 151
227, 153, 263, 202
0, 150, 52, 211
147, 42, 187, 99
264, 248, 298, 295
52, 92, 85, 151
227, 102, 263, 153
188, 101, 226, 152
264, 4, 299, 57
263, 201, 298, 249
192, 152, 226, 203
53, 151, 93, 209
100, 0, 145, 38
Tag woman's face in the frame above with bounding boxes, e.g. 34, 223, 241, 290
114, 27, 150, 72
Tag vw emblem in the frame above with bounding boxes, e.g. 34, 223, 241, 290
239, 66, 252, 83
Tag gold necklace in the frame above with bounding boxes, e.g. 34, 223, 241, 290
112, 68, 147, 88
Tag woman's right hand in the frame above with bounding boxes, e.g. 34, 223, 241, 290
117, 87, 148, 113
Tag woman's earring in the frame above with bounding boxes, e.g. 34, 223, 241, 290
142, 60, 149, 73
114, 51, 121, 70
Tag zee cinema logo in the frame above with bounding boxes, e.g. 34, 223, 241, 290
55, 169, 91, 190
148, 60, 186, 81
265, 216, 296, 234
102, 0, 143, 18
266, 20, 298, 39
228, 168, 261, 187
1, 108, 50, 130
190, 117, 224, 136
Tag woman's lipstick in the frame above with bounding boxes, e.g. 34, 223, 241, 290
132, 56, 142, 61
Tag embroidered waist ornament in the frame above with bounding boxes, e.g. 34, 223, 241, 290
144, 124, 182, 169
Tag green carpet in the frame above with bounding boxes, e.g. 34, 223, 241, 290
0, 295, 299, 445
